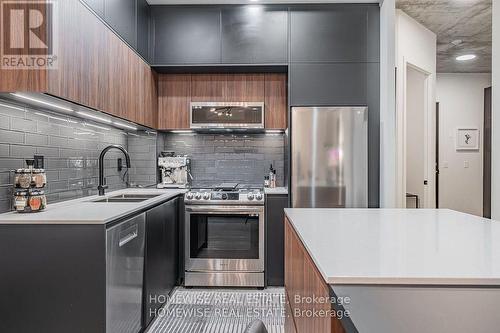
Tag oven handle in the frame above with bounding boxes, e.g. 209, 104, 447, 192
185, 205, 264, 214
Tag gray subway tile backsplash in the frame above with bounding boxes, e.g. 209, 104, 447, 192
0, 98, 285, 213
160, 132, 285, 188
0, 99, 158, 213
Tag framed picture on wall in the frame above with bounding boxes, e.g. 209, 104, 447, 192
456, 128, 480, 151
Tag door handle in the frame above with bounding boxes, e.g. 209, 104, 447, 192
119, 224, 138, 247
185, 206, 263, 214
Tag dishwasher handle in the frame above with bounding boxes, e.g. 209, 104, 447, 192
119, 224, 138, 247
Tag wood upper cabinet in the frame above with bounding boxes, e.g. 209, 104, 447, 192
158, 74, 191, 130
224, 74, 265, 102
158, 73, 286, 130
265, 73, 287, 129
46, 0, 157, 128
191, 74, 226, 102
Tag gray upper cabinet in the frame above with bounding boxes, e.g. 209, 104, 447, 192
82, 0, 104, 17
221, 6, 288, 64
290, 63, 368, 106
105, 0, 137, 49
137, 0, 150, 60
153, 7, 222, 64
290, 5, 379, 63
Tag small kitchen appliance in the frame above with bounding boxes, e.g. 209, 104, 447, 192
190, 102, 265, 130
157, 154, 192, 189
184, 183, 265, 287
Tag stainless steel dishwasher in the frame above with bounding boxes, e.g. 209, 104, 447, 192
106, 213, 145, 333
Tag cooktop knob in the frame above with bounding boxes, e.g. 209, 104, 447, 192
221, 193, 228, 200
195, 192, 202, 200
203, 192, 210, 200
255, 193, 263, 201
247, 193, 255, 200
186, 192, 194, 200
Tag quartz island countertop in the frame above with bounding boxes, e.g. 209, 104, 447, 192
0, 188, 186, 225
284, 208, 500, 286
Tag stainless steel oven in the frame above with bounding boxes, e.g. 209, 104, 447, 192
184, 187, 265, 287
190, 102, 265, 130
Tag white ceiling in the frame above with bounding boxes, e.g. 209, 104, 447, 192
147, 0, 378, 4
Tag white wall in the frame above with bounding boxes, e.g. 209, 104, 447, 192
395, 10, 437, 208
379, 0, 397, 208
437, 74, 492, 216
406, 67, 427, 207
492, 0, 500, 220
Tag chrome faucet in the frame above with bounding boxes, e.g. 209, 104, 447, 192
98, 145, 131, 196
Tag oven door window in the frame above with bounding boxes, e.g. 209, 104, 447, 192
189, 214, 259, 259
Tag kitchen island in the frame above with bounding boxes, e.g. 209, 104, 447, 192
0, 188, 186, 333
284, 209, 500, 333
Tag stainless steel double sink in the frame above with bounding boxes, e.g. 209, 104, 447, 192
92, 194, 161, 203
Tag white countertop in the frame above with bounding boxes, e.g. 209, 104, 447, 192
264, 187, 288, 195
285, 208, 500, 286
0, 188, 186, 224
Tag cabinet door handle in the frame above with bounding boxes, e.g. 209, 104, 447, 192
119, 224, 138, 247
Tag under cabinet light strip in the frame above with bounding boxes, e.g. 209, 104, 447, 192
76, 111, 112, 123
84, 122, 111, 131
113, 122, 137, 130
169, 130, 194, 134
10, 93, 74, 112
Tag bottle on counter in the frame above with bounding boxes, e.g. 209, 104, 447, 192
270, 169, 277, 188
268, 164, 277, 188
264, 176, 270, 188
269, 164, 274, 184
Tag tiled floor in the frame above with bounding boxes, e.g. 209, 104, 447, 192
147, 287, 285, 333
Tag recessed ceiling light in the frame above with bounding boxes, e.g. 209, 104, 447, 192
250, 0, 259, 2
456, 54, 476, 61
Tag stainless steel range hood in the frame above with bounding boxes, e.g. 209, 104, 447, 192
190, 102, 265, 131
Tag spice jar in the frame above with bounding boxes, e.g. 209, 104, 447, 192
28, 190, 46, 212
32, 169, 47, 188
13, 190, 47, 213
15, 169, 33, 189
14, 190, 29, 212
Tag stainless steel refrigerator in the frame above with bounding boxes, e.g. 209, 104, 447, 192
291, 107, 368, 208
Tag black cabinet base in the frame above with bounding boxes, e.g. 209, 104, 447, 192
265, 194, 289, 286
